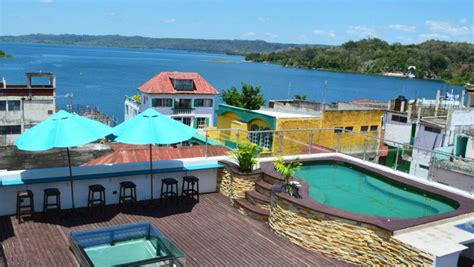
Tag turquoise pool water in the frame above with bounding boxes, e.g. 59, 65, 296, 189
297, 162, 458, 218
85, 238, 159, 266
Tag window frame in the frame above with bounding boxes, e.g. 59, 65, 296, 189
7, 100, 21, 111
391, 114, 408, 123
360, 125, 369, 132
194, 99, 213, 108
369, 125, 378, 132
424, 126, 441, 134
152, 98, 173, 108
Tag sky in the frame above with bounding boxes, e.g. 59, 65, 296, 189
0, 0, 472, 45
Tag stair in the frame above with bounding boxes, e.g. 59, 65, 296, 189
255, 180, 273, 197
262, 173, 282, 185
245, 190, 271, 210
234, 198, 269, 222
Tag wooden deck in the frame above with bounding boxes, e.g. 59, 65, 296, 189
0, 193, 351, 266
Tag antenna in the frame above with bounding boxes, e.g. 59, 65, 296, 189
287, 81, 292, 99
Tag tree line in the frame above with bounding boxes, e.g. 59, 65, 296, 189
0, 34, 324, 54
246, 38, 474, 85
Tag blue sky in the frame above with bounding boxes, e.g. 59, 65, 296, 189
1, 0, 472, 45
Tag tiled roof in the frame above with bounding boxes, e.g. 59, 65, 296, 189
83, 144, 228, 165
138, 72, 219, 95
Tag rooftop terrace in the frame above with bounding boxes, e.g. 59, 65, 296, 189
0, 193, 350, 266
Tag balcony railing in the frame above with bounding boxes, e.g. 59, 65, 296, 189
200, 127, 474, 193
172, 107, 194, 114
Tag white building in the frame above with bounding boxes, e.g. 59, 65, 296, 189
0, 73, 56, 146
124, 72, 218, 129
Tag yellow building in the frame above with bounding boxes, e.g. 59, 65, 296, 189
214, 100, 385, 156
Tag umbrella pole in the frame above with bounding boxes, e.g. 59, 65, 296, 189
67, 148, 75, 209
149, 144, 153, 202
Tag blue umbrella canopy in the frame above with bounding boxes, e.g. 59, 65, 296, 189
15, 110, 112, 151
14, 110, 112, 209
112, 108, 198, 202
112, 108, 197, 145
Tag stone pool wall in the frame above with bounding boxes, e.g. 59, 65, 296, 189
268, 194, 434, 266
218, 162, 262, 199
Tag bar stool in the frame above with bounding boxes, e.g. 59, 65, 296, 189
182, 176, 200, 203
43, 188, 61, 215
160, 178, 178, 207
119, 181, 137, 209
88, 184, 106, 213
16, 190, 34, 223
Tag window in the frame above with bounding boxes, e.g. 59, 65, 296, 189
194, 99, 213, 107
370, 125, 378, 132
48, 110, 53, 115
248, 124, 261, 145
196, 117, 208, 129
7, 101, 20, 111
345, 126, 353, 132
182, 117, 191, 126
172, 79, 194, 91
419, 164, 429, 170
360, 125, 369, 132
262, 130, 273, 150
334, 127, 343, 133
152, 98, 172, 107
391, 114, 408, 123
424, 126, 441, 134
174, 99, 192, 108
0, 101, 6, 111
0, 125, 21, 135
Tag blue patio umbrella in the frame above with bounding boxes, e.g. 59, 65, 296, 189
14, 110, 112, 209
112, 108, 197, 201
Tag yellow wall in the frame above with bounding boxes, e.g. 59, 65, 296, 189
274, 117, 322, 155
216, 108, 383, 156
318, 110, 383, 152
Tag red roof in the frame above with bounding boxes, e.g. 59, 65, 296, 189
83, 144, 228, 166
138, 72, 219, 95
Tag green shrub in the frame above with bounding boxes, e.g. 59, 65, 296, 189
229, 142, 260, 172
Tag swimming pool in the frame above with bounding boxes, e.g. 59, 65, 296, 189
70, 222, 185, 267
297, 161, 458, 218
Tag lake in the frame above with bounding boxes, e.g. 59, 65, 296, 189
0, 43, 463, 121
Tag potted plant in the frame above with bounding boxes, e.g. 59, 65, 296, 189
229, 142, 261, 172
273, 157, 302, 197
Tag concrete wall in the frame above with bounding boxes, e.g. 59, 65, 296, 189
384, 122, 412, 145
431, 166, 474, 193
0, 96, 55, 145
0, 157, 223, 216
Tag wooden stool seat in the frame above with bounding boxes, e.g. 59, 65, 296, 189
160, 178, 178, 207
119, 181, 137, 209
17, 190, 34, 223
43, 188, 61, 215
88, 184, 106, 214
182, 176, 200, 202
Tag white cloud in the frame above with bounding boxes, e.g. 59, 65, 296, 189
313, 29, 336, 38
243, 32, 256, 36
425, 20, 472, 36
346, 25, 377, 37
388, 24, 416, 32
160, 18, 176, 24
418, 33, 449, 40
459, 18, 468, 24
265, 32, 278, 39
257, 16, 271, 23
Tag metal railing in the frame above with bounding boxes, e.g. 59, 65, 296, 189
201, 127, 474, 193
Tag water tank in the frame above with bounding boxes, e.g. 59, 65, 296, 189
394, 96, 407, 112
